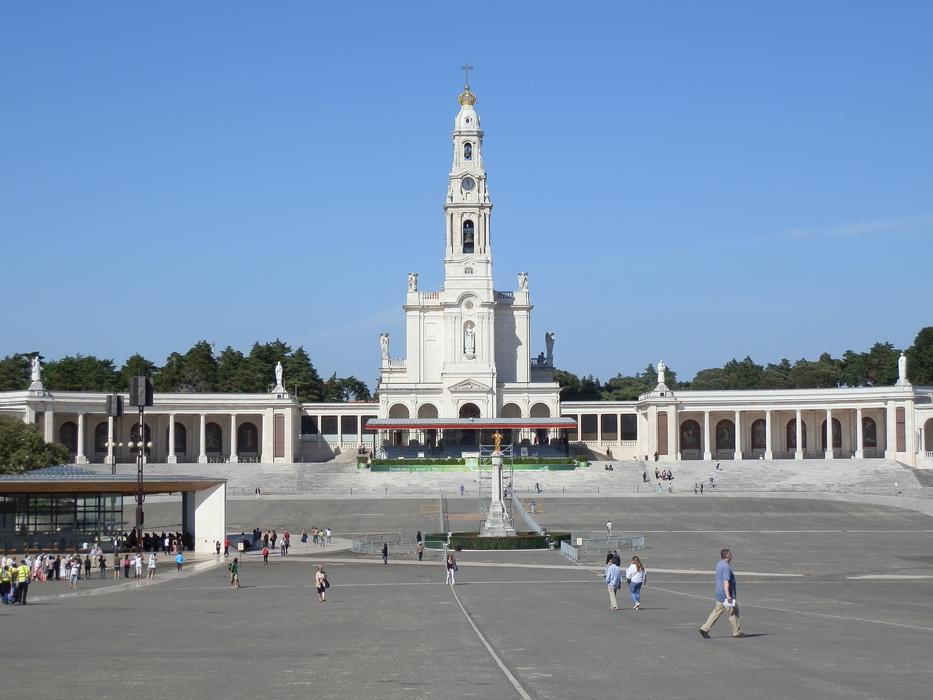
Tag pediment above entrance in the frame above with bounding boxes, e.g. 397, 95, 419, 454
448, 378, 492, 393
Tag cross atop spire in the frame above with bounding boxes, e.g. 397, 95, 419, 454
460, 62, 473, 88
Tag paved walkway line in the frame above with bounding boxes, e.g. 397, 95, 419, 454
847, 574, 933, 580
449, 583, 533, 700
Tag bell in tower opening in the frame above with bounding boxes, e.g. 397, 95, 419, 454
463, 220, 475, 253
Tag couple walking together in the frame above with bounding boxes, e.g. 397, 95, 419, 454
605, 554, 646, 611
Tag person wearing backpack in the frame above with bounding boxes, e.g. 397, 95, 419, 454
314, 565, 328, 602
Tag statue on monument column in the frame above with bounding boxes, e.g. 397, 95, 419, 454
407, 272, 418, 291
493, 431, 503, 453
274, 361, 284, 390
657, 359, 667, 387
545, 331, 555, 366
380, 333, 390, 362
30, 355, 42, 384
464, 325, 476, 356
518, 272, 528, 290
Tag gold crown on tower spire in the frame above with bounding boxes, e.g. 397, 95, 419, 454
458, 85, 477, 106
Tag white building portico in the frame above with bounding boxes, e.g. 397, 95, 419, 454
0, 81, 932, 469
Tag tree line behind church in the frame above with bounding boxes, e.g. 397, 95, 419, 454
556, 326, 933, 401
0, 340, 371, 401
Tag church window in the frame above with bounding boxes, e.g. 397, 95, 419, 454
463, 220, 475, 253
464, 142, 472, 160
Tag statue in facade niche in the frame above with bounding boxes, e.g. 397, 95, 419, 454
464, 325, 476, 356
518, 272, 528, 290
380, 333, 390, 361
408, 272, 418, 291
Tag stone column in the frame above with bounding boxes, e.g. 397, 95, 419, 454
261, 409, 273, 463
703, 410, 712, 460
44, 409, 55, 443
229, 414, 239, 463
356, 415, 363, 445
734, 410, 742, 460
884, 401, 896, 459
825, 408, 834, 459
855, 408, 864, 459
167, 414, 177, 464
794, 410, 803, 460
616, 414, 622, 442
198, 414, 208, 464
76, 412, 87, 464
596, 414, 603, 444
764, 410, 773, 460
669, 405, 679, 460
106, 416, 115, 465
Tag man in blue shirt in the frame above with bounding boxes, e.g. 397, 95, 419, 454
605, 560, 622, 611
699, 548, 745, 638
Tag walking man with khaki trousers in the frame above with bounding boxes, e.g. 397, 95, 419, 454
605, 558, 622, 611
699, 548, 746, 638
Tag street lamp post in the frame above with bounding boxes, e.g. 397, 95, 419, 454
128, 376, 154, 553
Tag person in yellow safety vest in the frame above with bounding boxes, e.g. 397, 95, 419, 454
16, 561, 30, 605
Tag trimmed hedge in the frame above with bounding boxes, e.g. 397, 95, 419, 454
371, 457, 466, 466
425, 531, 571, 550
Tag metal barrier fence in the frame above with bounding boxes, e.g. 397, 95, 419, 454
511, 492, 543, 534
560, 540, 579, 563
570, 532, 647, 559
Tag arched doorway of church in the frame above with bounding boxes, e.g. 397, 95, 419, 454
501, 403, 521, 446
418, 404, 439, 448
388, 404, 409, 447
459, 402, 480, 447
530, 402, 551, 445
821, 418, 842, 452
59, 421, 78, 454
715, 419, 735, 457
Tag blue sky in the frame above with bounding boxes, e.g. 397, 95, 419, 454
2, 1, 931, 388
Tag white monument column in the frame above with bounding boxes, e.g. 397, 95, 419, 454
703, 411, 712, 460
734, 410, 742, 460
855, 407, 864, 458
167, 414, 177, 464
106, 416, 115, 465
481, 435, 516, 537
825, 408, 834, 459
229, 414, 239, 463
76, 412, 87, 464
198, 413, 208, 464
794, 410, 803, 460
764, 410, 773, 460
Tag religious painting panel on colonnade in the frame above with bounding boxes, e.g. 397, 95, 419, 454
58, 421, 78, 453
237, 422, 259, 457
680, 420, 701, 450
863, 416, 878, 448
751, 419, 766, 450
821, 418, 842, 451
164, 423, 187, 456
786, 419, 808, 449
715, 419, 735, 451
94, 422, 108, 454
205, 422, 223, 456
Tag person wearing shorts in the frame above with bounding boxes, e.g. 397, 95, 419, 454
314, 565, 327, 602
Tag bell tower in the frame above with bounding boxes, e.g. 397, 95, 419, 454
444, 73, 493, 294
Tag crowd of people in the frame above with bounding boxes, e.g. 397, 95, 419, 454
0, 546, 171, 604
112, 528, 193, 554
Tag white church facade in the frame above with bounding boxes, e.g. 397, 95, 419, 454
1, 83, 932, 468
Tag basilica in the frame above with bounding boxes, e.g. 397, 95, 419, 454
1, 83, 931, 468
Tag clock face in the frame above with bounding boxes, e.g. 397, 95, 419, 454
462, 177, 475, 191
